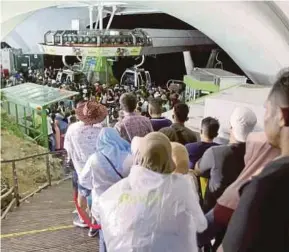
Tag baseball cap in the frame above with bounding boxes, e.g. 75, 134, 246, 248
230, 107, 257, 142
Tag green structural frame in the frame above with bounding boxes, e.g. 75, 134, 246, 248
83, 56, 119, 86
183, 75, 220, 93
1, 83, 78, 149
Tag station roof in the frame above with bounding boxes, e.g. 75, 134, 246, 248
2, 1, 289, 85
2, 83, 78, 108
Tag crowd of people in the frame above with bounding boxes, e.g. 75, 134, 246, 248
61, 69, 289, 252
4, 65, 184, 147
43, 77, 183, 152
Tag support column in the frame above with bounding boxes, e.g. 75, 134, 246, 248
183, 51, 194, 75
89, 6, 94, 30
98, 5, 104, 31
95, 12, 99, 30
106, 6, 117, 31
183, 51, 195, 101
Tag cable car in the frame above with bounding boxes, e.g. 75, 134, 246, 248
120, 68, 151, 88
120, 55, 152, 89
55, 69, 83, 84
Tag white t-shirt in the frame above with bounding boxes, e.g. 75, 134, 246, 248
64, 121, 102, 175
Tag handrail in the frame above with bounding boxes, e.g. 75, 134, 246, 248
1, 150, 67, 163
1, 149, 68, 219
0, 187, 14, 201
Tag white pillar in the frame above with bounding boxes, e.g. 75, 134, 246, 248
95, 12, 99, 30
183, 51, 194, 75
106, 6, 117, 31
98, 5, 104, 30
89, 6, 94, 30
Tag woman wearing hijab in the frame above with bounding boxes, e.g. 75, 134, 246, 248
171, 142, 199, 195
216, 132, 280, 223
98, 132, 207, 252
79, 128, 133, 244
198, 132, 280, 251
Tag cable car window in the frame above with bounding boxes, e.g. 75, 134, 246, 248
61, 73, 68, 83
123, 72, 134, 86
73, 73, 82, 83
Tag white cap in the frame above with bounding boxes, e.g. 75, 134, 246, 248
230, 107, 257, 142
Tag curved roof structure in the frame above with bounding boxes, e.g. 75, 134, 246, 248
1, 1, 289, 85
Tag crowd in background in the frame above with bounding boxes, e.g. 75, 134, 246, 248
2, 66, 184, 143
61, 69, 289, 252
3, 63, 289, 252
42, 75, 184, 152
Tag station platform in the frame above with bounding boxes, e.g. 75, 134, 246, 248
1, 181, 98, 252
163, 84, 271, 139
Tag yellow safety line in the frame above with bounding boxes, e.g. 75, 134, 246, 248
1, 225, 74, 239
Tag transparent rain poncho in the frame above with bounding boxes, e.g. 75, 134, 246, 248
98, 165, 207, 252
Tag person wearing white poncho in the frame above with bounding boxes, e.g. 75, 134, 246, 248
98, 132, 207, 252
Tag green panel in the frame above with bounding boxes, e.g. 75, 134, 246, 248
41, 107, 48, 149
95, 57, 118, 85
183, 75, 219, 92
83, 56, 118, 85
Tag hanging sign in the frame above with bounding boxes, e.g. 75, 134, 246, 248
39, 44, 142, 57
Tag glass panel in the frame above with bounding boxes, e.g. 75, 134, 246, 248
2, 83, 78, 107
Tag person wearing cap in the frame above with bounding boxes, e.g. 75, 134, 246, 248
221, 70, 289, 252
195, 107, 257, 213
64, 101, 108, 230
196, 107, 257, 249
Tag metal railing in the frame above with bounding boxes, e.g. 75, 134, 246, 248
1, 150, 68, 220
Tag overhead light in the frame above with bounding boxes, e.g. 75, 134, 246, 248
116, 10, 161, 15
98, 2, 128, 7
57, 2, 127, 8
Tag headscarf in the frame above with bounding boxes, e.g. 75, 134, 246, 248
217, 131, 280, 210
136, 132, 174, 174
171, 142, 189, 174
171, 142, 200, 196
96, 128, 131, 171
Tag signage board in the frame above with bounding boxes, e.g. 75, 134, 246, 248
39, 44, 142, 57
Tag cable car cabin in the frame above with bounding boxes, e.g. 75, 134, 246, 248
55, 70, 83, 84
120, 68, 151, 89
